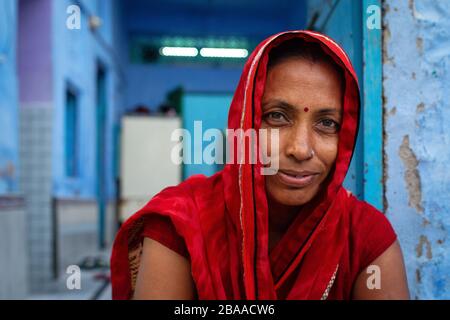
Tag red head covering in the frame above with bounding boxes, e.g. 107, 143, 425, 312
110, 31, 393, 300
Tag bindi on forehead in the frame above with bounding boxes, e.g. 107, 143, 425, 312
304, 107, 309, 112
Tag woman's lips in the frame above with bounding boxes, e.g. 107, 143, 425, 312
276, 170, 319, 188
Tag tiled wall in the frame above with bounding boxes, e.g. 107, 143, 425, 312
19, 105, 54, 293
19, 104, 118, 293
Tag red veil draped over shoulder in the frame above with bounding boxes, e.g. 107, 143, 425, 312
110, 31, 397, 300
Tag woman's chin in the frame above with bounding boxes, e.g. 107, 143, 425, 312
267, 187, 318, 207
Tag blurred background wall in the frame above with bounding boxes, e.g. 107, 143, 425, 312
0, 0, 448, 299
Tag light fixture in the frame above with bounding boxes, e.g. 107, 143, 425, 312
199, 48, 249, 58
160, 47, 199, 57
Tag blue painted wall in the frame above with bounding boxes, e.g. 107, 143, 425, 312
362, 0, 384, 211
0, 0, 19, 195
126, 0, 306, 39
383, 0, 450, 299
126, 64, 242, 111
51, 0, 126, 201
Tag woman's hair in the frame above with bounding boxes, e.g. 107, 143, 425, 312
267, 38, 344, 80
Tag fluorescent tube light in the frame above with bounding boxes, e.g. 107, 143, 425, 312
200, 48, 249, 58
160, 47, 199, 57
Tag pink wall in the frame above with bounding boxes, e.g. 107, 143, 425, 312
18, 0, 53, 104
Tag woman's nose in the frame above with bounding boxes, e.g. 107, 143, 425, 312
285, 124, 314, 161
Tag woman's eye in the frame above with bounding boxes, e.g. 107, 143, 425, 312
265, 112, 287, 122
318, 119, 340, 132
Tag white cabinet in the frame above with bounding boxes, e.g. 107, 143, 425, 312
120, 116, 182, 222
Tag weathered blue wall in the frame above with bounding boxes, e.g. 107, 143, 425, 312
383, 0, 450, 299
52, 0, 126, 200
0, 0, 18, 195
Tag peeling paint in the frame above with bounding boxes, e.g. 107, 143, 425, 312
389, 106, 397, 116
408, 0, 414, 12
416, 37, 424, 54
398, 135, 423, 213
416, 235, 432, 259
382, 3, 394, 67
382, 101, 389, 212
416, 102, 425, 113
382, 26, 395, 65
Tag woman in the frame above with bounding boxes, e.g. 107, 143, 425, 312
111, 31, 409, 300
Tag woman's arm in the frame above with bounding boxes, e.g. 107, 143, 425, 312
352, 240, 410, 300
132, 237, 196, 300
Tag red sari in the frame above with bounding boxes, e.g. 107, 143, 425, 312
110, 31, 397, 300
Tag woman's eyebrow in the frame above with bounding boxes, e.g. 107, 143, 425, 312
261, 99, 298, 113
314, 108, 342, 116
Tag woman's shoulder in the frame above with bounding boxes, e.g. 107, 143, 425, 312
344, 190, 398, 269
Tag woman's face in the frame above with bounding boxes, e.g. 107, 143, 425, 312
261, 56, 343, 207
